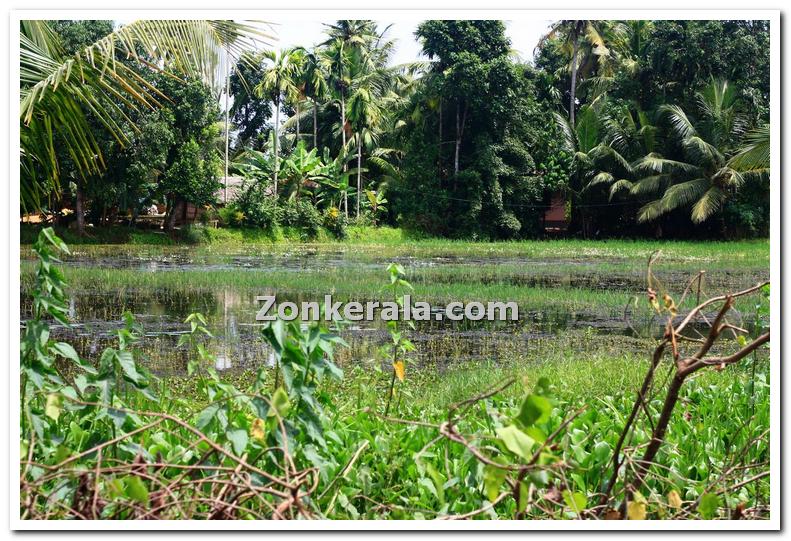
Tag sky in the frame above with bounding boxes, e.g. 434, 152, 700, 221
263, 19, 555, 64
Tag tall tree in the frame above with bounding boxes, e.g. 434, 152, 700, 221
20, 20, 267, 215
229, 51, 273, 149
537, 20, 614, 125
256, 49, 298, 197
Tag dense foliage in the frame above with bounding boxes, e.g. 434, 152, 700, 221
21, 19, 770, 239
21, 229, 771, 520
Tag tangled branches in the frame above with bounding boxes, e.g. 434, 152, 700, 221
21, 399, 319, 520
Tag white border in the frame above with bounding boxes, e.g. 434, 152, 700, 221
6, 7, 782, 532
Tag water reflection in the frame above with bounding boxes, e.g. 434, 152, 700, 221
21, 247, 766, 376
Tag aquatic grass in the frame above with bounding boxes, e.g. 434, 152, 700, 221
21, 225, 769, 266
25, 264, 644, 313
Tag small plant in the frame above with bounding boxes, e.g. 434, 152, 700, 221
322, 206, 347, 239
364, 189, 388, 226
381, 263, 415, 416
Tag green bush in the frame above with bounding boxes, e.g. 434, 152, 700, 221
217, 205, 245, 227
322, 206, 347, 239
234, 183, 282, 230
280, 199, 322, 239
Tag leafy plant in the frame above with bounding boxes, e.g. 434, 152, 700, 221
380, 263, 415, 416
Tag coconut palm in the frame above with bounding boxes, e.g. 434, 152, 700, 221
610, 80, 749, 224
320, 21, 380, 148
538, 20, 615, 126
256, 49, 299, 197
347, 69, 396, 218
293, 47, 329, 150
318, 21, 384, 217
20, 19, 268, 213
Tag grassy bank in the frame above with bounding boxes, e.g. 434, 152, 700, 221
21, 224, 769, 264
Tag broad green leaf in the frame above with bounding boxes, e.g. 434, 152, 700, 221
483, 465, 506, 503
698, 492, 721, 519
108, 408, 126, 431
496, 425, 535, 460
124, 475, 149, 504
269, 387, 291, 418
195, 403, 220, 430
51, 342, 97, 374
593, 441, 611, 463
517, 394, 552, 427
563, 490, 587, 515
226, 428, 249, 456
45, 393, 62, 421
116, 350, 144, 385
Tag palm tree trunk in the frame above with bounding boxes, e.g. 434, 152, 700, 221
313, 100, 318, 149
341, 93, 348, 219
296, 101, 300, 144
224, 66, 230, 204
569, 32, 580, 127
356, 136, 362, 219
273, 96, 279, 197
454, 100, 468, 177
454, 102, 460, 177
340, 94, 347, 148
75, 185, 86, 236
438, 97, 443, 180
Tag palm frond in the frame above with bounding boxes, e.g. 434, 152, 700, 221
553, 112, 577, 154
691, 186, 727, 223
636, 199, 667, 223
659, 177, 710, 212
628, 174, 671, 196
609, 179, 634, 200
585, 171, 614, 191
729, 124, 770, 172
632, 153, 699, 175
20, 19, 269, 211
660, 104, 697, 140
683, 136, 724, 166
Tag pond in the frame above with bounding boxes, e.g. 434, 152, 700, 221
20, 244, 768, 376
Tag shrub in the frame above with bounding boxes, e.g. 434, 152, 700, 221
280, 199, 322, 239
181, 224, 208, 244
322, 206, 347, 239
234, 183, 281, 230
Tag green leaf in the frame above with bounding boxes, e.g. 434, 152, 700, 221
593, 441, 611, 463
51, 342, 97, 374
40, 227, 69, 254
495, 425, 535, 460
226, 428, 249, 456
563, 490, 587, 515
517, 394, 552, 427
483, 465, 506, 503
124, 475, 149, 504
108, 408, 127, 431
269, 387, 291, 418
196, 403, 220, 430
45, 393, 62, 421
116, 350, 144, 385
698, 492, 721, 519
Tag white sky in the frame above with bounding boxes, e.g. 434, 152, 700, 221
263, 19, 554, 64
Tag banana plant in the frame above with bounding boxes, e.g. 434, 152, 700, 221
364, 189, 388, 225
280, 141, 326, 201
